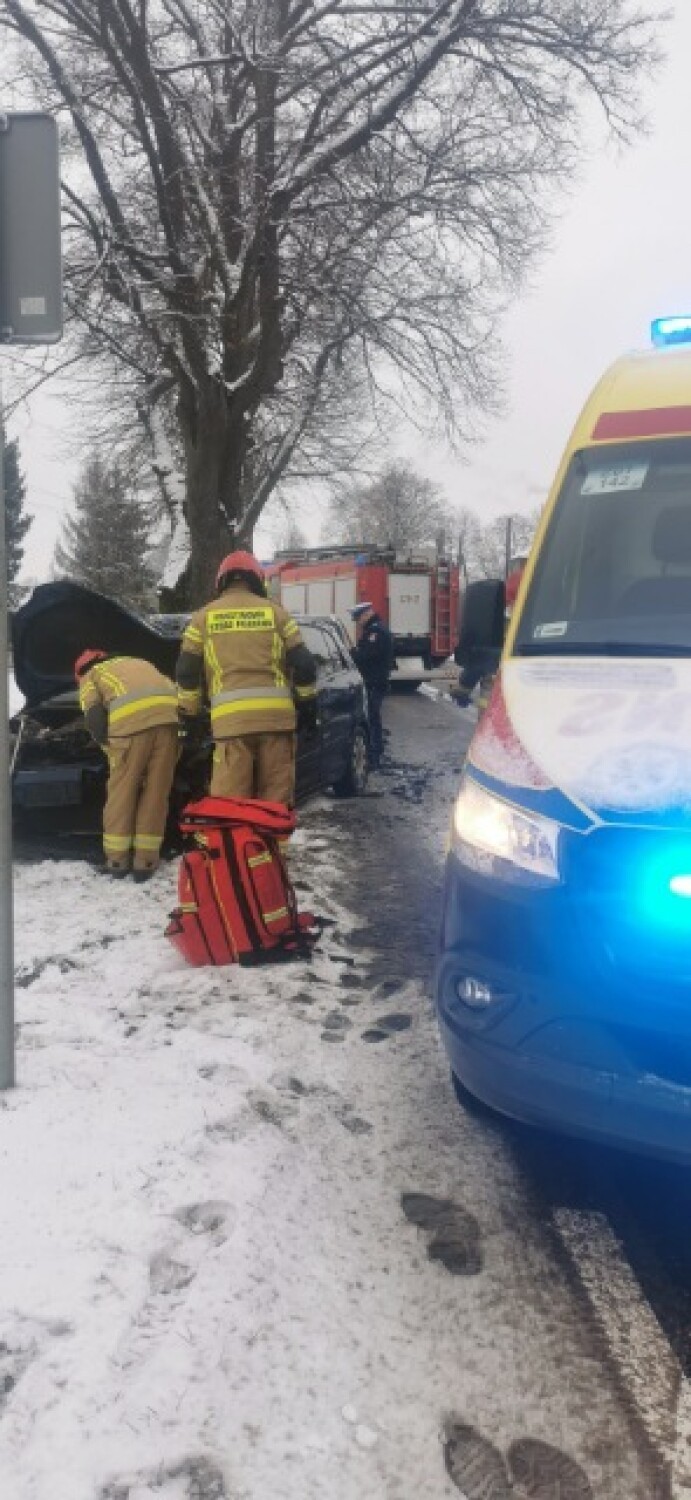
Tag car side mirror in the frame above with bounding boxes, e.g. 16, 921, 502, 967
455, 578, 505, 670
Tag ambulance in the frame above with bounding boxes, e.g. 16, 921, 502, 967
437, 319, 691, 1161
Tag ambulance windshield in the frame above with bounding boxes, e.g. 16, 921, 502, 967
515, 438, 691, 656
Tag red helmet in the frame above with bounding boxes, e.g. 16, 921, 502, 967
215, 550, 266, 595
74, 649, 108, 681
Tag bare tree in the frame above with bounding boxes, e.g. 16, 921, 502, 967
471, 510, 541, 580
326, 461, 457, 554
1, 1, 657, 603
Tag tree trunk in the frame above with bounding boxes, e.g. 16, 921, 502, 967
180, 382, 243, 606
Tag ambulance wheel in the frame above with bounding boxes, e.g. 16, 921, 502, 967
451, 1070, 494, 1121
332, 725, 370, 798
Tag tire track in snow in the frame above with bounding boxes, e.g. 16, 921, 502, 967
552, 1207, 691, 1498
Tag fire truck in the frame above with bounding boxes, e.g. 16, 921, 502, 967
265, 544, 460, 683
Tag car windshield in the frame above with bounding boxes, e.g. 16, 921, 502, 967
514, 438, 691, 657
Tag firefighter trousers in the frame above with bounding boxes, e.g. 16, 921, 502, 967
103, 725, 178, 871
210, 732, 296, 806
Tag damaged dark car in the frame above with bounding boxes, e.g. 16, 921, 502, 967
11, 582, 371, 851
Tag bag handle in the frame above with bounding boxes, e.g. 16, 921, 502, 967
181, 795, 296, 837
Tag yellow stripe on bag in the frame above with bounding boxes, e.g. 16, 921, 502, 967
264, 905, 288, 924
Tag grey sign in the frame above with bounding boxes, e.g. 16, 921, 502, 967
0, 112, 62, 344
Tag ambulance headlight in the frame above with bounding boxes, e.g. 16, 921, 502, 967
450, 777, 561, 885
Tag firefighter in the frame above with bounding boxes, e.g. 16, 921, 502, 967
349, 602, 393, 768
75, 649, 179, 880
175, 550, 317, 805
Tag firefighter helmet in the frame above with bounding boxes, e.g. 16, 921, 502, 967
215, 550, 266, 596
74, 648, 108, 681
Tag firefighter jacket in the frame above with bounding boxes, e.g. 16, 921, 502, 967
176, 584, 317, 739
351, 613, 394, 692
79, 657, 178, 744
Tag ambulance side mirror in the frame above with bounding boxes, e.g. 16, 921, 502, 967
455, 579, 505, 669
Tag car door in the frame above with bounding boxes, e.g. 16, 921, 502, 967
312, 622, 358, 785
294, 621, 329, 800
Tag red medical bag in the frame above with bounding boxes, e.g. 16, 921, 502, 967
165, 796, 319, 966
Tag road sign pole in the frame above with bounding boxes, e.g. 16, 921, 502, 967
0, 385, 14, 1088
0, 111, 63, 1088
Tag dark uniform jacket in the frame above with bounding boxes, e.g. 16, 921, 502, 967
351, 613, 394, 691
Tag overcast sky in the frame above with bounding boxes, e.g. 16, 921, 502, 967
10, 4, 691, 579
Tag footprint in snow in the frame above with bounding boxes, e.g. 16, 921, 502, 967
248, 1088, 300, 1129
361, 1012, 412, 1044
507, 1438, 594, 1498
172, 1200, 235, 1244
197, 1061, 248, 1087
443, 1422, 593, 1499
444, 1423, 513, 1499
148, 1251, 196, 1297
401, 1192, 483, 1276
100, 1454, 228, 1500
333, 1102, 373, 1135
321, 1010, 353, 1043
0, 1332, 38, 1407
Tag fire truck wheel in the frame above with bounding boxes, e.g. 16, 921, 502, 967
332, 725, 370, 798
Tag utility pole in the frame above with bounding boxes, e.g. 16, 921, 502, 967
0, 113, 62, 1088
504, 515, 514, 581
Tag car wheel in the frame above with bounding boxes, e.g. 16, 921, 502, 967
332, 724, 370, 798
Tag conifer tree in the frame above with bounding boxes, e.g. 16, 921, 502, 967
2, 424, 31, 607
55, 454, 154, 612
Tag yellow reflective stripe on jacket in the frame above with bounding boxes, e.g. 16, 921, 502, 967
182, 624, 204, 652
294, 683, 317, 701
204, 633, 224, 698
282, 618, 299, 641
211, 686, 293, 709
248, 851, 273, 868
109, 692, 177, 726
210, 698, 294, 724
271, 628, 287, 688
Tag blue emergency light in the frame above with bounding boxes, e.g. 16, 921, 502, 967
636, 842, 691, 934
651, 316, 691, 348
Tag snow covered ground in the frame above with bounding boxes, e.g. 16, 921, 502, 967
0, 697, 671, 1499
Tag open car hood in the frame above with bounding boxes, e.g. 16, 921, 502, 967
12, 582, 181, 709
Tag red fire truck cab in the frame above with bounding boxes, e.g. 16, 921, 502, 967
265, 545, 460, 682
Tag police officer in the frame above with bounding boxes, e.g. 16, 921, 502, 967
75, 649, 179, 880
175, 550, 317, 805
349, 601, 393, 769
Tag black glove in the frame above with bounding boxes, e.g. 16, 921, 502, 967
298, 699, 319, 740
178, 713, 210, 746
